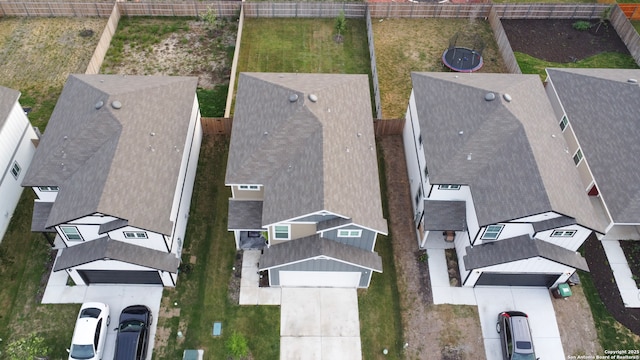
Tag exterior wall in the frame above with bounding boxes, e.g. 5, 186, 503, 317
454, 232, 472, 281
463, 257, 574, 288
268, 222, 317, 245
107, 226, 169, 252
231, 186, 264, 200
0, 102, 37, 243
535, 225, 591, 251
476, 222, 534, 245
268, 258, 374, 288
321, 225, 376, 251
402, 92, 428, 233
427, 185, 481, 241
293, 213, 340, 223
167, 99, 202, 260
32, 187, 59, 202
602, 224, 640, 241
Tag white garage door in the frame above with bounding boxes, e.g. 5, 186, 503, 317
279, 271, 361, 288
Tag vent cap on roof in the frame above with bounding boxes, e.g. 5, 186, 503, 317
628, 78, 638, 84
484, 92, 496, 101
308, 94, 318, 103
95, 100, 104, 110
503, 93, 512, 102
289, 94, 299, 102
111, 101, 122, 109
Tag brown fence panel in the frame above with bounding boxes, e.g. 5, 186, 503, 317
367, 3, 491, 19
374, 118, 404, 137
489, 7, 521, 74
118, 2, 241, 18
202, 117, 233, 135
619, 4, 640, 20
0, 2, 113, 17
610, 5, 640, 66
493, 4, 607, 19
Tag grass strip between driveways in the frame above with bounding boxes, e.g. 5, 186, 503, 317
155, 135, 280, 359
579, 271, 640, 349
515, 51, 639, 80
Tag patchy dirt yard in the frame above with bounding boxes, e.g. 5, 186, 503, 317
373, 18, 507, 119
101, 17, 237, 89
380, 136, 484, 360
502, 19, 631, 63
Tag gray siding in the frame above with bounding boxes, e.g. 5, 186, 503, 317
322, 226, 376, 251
270, 259, 372, 288
293, 214, 339, 223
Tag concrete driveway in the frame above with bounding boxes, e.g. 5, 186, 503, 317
280, 288, 361, 360
475, 287, 564, 360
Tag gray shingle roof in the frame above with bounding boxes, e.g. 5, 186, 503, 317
317, 217, 352, 231
98, 219, 128, 235
0, 86, 20, 130
531, 216, 576, 233
31, 201, 56, 233
463, 235, 589, 271
226, 73, 387, 234
228, 200, 263, 230
411, 72, 606, 233
546, 68, 640, 224
259, 235, 383, 272
53, 236, 180, 272
424, 200, 466, 231
22, 74, 199, 234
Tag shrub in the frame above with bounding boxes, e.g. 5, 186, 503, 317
3, 334, 49, 360
226, 331, 249, 359
572, 21, 591, 31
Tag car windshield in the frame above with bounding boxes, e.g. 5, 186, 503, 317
119, 320, 144, 332
512, 352, 537, 360
79, 308, 101, 318
69, 344, 95, 359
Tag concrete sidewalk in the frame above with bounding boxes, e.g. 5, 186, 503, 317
601, 239, 640, 307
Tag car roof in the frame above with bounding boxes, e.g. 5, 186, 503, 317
72, 317, 101, 345
511, 316, 535, 354
115, 330, 142, 360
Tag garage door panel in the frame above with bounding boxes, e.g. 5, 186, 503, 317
78, 270, 162, 285
476, 273, 559, 287
279, 271, 360, 288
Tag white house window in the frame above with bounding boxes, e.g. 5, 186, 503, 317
551, 230, 576, 237
573, 149, 583, 165
482, 225, 504, 240
10, 161, 21, 179
559, 115, 569, 131
238, 185, 260, 191
124, 231, 148, 239
438, 184, 461, 190
61, 226, 83, 241
38, 186, 59, 192
338, 229, 362, 238
274, 225, 290, 240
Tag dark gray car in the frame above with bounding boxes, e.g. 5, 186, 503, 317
114, 305, 152, 360
496, 311, 537, 360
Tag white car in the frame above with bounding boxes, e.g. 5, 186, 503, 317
68, 302, 110, 360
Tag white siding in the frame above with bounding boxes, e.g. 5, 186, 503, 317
107, 226, 168, 252
32, 187, 58, 202
0, 102, 37, 243
476, 223, 534, 245
536, 225, 591, 251
402, 91, 427, 234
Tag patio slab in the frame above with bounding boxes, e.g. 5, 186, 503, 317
427, 248, 477, 305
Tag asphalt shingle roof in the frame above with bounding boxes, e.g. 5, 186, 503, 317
423, 200, 467, 231
228, 200, 264, 230
0, 86, 20, 130
22, 74, 199, 235
463, 235, 589, 271
531, 216, 576, 233
226, 73, 387, 234
546, 68, 640, 224
53, 237, 180, 272
259, 235, 383, 272
411, 72, 606, 232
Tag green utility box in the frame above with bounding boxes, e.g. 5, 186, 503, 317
552, 283, 572, 299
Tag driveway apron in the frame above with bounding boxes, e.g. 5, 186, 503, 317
280, 287, 361, 360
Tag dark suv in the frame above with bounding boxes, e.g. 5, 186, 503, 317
114, 305, 153, 360
496, 311, 537, 360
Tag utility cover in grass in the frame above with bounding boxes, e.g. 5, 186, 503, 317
213, 321, 222, 336
183, 349, 203, 360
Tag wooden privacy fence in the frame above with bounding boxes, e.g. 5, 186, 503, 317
202, 117, 233, 135
374, 118, 404, 137
619, 4, 640, 20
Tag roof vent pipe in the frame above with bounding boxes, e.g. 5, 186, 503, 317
289, 94, 299, 102
503, 93, 512, 102
308, 94, 318, 103
628, 78, 638, 84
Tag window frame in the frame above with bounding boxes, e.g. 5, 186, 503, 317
10, 161, 21, 179
481, 224, 504, 240
573, 149, 583, 165
438, 184, 461, 190
551, 230, 577, 238
60, 226, 83, 241
124, 231, 148, 239
337, 229, 362, 238
38, 186, 59, 192
238, 185, 260, 191
559, 115, 569, 131
273, 224, 290, 240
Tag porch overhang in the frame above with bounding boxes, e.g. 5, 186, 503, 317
228, 200, 263, 230
424, 200, 467, 231
31, 201, 56, 233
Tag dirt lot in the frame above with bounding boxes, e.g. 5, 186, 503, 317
101, 17, 237, 89
379, 135, 602, 359
373, 18, 507, 119
502, 19, 631, 63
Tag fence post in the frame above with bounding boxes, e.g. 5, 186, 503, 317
23, 2, 29, 16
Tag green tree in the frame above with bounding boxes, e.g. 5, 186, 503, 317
3, 334, 49, 360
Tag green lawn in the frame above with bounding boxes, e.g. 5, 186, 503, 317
238, 18, 370, 74
153, 136, 280, 360
515, 51, 639, 80
579, 271, 640, 348
633, 20, 640, 34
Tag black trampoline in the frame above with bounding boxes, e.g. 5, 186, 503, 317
442, 32, 485, 73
